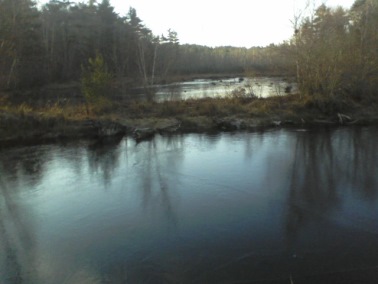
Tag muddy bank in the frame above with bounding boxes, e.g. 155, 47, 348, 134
1, 91, 377, 146
1, 108, 378, 147
0, 111, 125, 146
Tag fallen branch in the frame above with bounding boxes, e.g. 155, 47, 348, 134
337, 113, 352, 124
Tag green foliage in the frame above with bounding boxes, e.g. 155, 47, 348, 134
81, 53, 112, 113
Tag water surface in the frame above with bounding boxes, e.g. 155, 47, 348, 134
131, 76, 296, 101
1, 127, 378, 283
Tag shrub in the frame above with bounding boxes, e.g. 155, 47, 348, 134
81, 53, 112, 114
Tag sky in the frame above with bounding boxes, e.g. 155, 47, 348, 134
38, 0, 356, 47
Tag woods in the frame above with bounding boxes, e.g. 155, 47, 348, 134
0, 0, 377, 146
0, 0, 292, 92
294, 0, 378, 100
0, 0, 377, 104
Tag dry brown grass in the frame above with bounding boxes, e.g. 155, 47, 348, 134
1, 92, 374, 126
122, 97, 257, 118
1, 90, 376, 145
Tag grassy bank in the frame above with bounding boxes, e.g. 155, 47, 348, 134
1, 93, 377, 146
115, 93, 378, 127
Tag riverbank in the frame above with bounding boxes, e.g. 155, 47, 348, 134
1, 94, 377, 146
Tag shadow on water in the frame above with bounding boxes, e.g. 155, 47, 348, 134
0, 156, 38, 283
285, 127, 378, 281
0, 128, 377, 283
87, 137, 124, 186
132, 135, 187, 230
91, 135, 188, 283
286, 127, 378, 234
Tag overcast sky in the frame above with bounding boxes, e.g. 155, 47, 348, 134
38, 0, 356, 47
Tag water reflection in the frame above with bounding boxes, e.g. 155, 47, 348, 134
0, 146, 49, 187
286, 129, 340, 256
132, 77, 297, 102
136, 140, 177, 230
287, 127, 378, 224
0, 128, 377, 283
285, 127, 378, 278
0, 163, 37, 283
87, 137, 123, 186
343, 128, 378, 199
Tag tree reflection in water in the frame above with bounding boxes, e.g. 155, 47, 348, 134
0, 128, 377, 283
285, 127, 378, 269
87, 136, 123, 187
0, 148, 41, 283
132, 134, 186, 231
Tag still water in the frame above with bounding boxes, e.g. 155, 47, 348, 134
131, 77, 296, 101
1, 127, 378, 283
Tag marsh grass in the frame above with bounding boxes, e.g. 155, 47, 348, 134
1, 92, 367, 121
119, 93, 363, 119
1, 91, 375, 141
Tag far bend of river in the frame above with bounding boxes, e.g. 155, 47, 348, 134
1, 127, 378, 283
130, 77, 297, 101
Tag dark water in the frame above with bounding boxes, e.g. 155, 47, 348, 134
1, 127, 378, 283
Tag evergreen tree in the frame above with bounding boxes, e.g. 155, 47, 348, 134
81, 52, 112, 113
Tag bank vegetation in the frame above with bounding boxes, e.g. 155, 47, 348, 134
0, 0, 377, 144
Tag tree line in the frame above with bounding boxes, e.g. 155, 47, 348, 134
0, 0, 293, 92
0, 0, 377, 102
0, 0, 180, 89
174, 44, 292, 76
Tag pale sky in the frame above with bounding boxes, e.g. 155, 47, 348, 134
38, 0, 356, 47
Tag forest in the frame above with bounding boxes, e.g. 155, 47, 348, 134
0, 0, 377, 142
0, 0, 293, 90
1, 0, 377, 98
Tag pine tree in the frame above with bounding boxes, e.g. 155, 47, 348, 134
81, 52, 112, 113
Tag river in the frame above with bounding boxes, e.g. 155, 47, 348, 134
1, 127, 378, 283
130, 76, 296, 101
